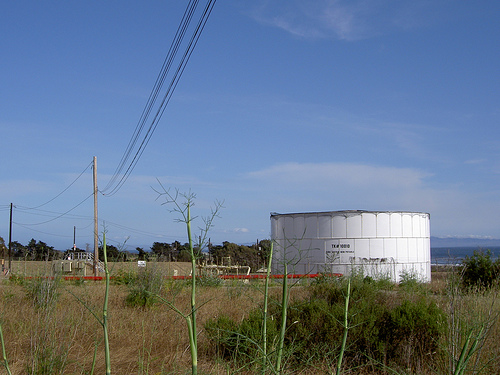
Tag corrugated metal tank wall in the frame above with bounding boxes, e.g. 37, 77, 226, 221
271, 211, 431, 282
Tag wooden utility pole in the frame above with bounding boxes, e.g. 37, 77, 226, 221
93, 156, 99, 276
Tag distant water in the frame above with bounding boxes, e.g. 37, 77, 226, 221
431, 246, 500, 265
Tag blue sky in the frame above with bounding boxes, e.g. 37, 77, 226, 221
1, 1, 499, 251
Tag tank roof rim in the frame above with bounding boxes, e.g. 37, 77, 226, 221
270, 210, 430, 217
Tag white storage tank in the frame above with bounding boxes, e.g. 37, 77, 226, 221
270, 210, 431, 282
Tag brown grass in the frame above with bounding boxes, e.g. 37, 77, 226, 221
5, 260, 194, 278
1, 269, 499, 374
0, 274, 274, 374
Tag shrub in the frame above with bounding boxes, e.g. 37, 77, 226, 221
289, 288, 445, 371
288, 277, 393, 365
378, 298, 446, 370
111, 269, 137, 285
125, 268, 163, 308
208, 276, 446, 372
205, 315, 240, 360
197, 274, 223, 287
399, 269, 429, 294
205, 309, 278, 367
461, 249, 500, 289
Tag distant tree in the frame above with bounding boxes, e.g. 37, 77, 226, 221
10, 241, 27, 258
151, 242, 173, 260
99, 244, 122, 261
177, 249, 192, 262
136, 247, 148, 261
26, 238, 58, 261
0, 236, 7, 258
150, 241, 196, 261
209, 241, 263, 271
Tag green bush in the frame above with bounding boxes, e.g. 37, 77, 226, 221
111, 269, 137, 285
288, 277, 392, 364
205, 315, 239, 360
207, 277, 446, 372
461, 249, 500, 289
289, 286, 445, 371
125, 268, 163, 308
205, 309, 278, 367
378, 298, 446, 370
399, 269, 429, 294
285, 297, 341, 361
197, 274, 223, 287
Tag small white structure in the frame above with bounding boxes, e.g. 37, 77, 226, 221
271, 211, 431, 282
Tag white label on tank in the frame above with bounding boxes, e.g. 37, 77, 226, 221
325, 239, 355, 264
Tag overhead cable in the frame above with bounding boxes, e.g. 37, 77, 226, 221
24, 160, 93, 209
103, 0, 200, 193
105, 220, 174, 239
101, 0, 217, 196
14, 193, 94, 226
16, 205, 93, 220
13, 223, 77, 239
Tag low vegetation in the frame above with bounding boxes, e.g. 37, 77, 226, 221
207, 275, 447, 373
1, 263, 499, 374
460, 249, 500, 289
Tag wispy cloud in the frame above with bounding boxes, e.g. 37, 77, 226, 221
245, 162, 430, 190
241, 161, 500, 237
224, 227, 250, 234
248, 0, 440, 41
243, 161, 433, 212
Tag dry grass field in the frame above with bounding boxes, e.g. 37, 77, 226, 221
1, 274, 268, 374
0, 263, 499, 374
4, 261, 194, 278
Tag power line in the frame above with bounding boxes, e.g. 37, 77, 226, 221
103, 0, 199, 193
13, 223, 79, 239
104, 220, 173, 239
14, 193, 94, 226
24, 160, 93, 209
15, 206, 93, 221
101, 0, 217, 197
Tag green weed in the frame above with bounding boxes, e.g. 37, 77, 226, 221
125, 268, 163, 308
24, 276, 61, 310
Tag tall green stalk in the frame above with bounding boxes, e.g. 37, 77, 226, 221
336, 277, 351, 375
0, 321, 12, 375
276, 262, 288, 374
65, 231, 112, 374
453, 324, 485, 375
186, 204, 198, 375
103, 233, 111, 375
153, 185, 223, 375
261, 242, 274, 375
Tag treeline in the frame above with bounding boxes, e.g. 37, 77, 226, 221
0, 237, 272, 271
146, 239, 272, 271
1, 238, 60, 261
